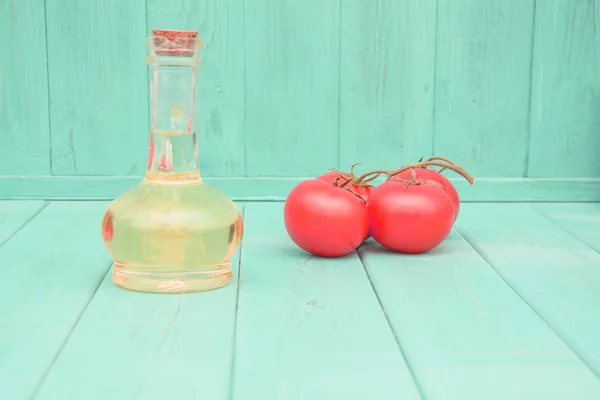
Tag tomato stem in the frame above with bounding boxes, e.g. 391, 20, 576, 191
345, 189, 367, 204
392, 176, 449, 191
425, 156, 457, 173
361, 173, 382, 184
349, 162, 362, 176
332, 176, 367, 203
339, 176, 354, 189
352, 157, 475, 186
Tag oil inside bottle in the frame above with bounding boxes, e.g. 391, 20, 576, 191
102, 131, 243, 293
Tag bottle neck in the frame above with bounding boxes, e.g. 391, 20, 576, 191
145, 63, 200, 184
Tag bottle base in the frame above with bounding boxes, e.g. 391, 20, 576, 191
111, 262, 233, 293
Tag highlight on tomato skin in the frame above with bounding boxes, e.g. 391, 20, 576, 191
283, 179, 369, 258
395, 168, 461, 221
316, 170, 373, 240
368, 179, 455, 254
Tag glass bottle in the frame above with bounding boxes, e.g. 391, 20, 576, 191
101, 29, 243, 293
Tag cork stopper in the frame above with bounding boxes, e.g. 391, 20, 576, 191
152, 29, 197, 40
151, 29, 200, 57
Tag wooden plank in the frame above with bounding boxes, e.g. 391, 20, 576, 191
35, 205, 246, 400
528, 0, 600, 177
230, 203, 421, 400
147, 0, 245, 176
0, 201, 46, 246
360, 232, 600, 399
45, 0, 147, 175
3, 176, 600, 202
244, 0, 340, 176
339, 0, 436, 171
0, 202, 112, 399
0, 0, 51, 175
533, 203, 600, 254
456, 203, 600, 378
434, 0, 535, 177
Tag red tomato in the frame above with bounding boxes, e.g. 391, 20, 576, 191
369, 180, 454, 254
317, 171, 372, 240
396, 168, 460, 220
284, 179, 369, 257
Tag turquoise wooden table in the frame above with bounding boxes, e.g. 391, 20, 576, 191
2, 200, 600, 399
3, 0, 600, 398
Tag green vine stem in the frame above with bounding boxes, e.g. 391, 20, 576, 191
352, 159, 475, 186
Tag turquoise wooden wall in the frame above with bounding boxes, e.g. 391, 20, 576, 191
1, 0, 599, 201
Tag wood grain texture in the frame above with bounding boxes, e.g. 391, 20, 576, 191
359, 233, 600, 399
244, 0, 340, 176
45, 0, 147, 175
34, 206, 244, 400
0, 0, 51, 175
528, 0, 600, 178
6, 0, 600, 200
0, 200, 46, 246
4, 176, 600, 202
340, 0, 436, 171
533, 203, 600, 252
231, 203, 421, 400
434, 0, 535, 177
0, 202, 111, 399
456, 203, 600, 377
147, 0, 245, 176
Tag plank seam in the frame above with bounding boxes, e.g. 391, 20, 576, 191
0, 202, 49, 249
43, 0, 53, 174
524, 0, 537, 178
336, 0, 342, 170
356, 249, 427, 400
431, 0, 439, 156
145, 0, 149, 147
242, 0, 248, 177
6, 177, 600, 202
227, 205, 246, 400
455, 228, 600, 381
529, 204, 600, 258
29, 264, 113, 400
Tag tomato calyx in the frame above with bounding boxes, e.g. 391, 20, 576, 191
331, 176, 368, 204
389, 168, 449, 191
328, 163, 374, 188
351, 157, 475, 186
391, 175, 449, 192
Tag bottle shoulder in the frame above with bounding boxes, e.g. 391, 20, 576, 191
107, 181, 241, 229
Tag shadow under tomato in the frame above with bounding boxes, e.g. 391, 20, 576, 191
358, 239, 455, 257
278, 245, 362, 261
